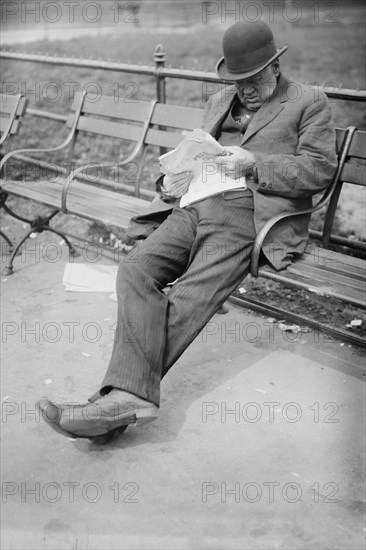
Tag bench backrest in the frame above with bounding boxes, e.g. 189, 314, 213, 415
67, 93, 366, 172
147, 103, 205, 149
336, 128, 366, 186
67, 94, 156, 140
66, 93, 365, 252
320, 128, 366, 249
0, 94, 28, 150
67, 92, 204, 149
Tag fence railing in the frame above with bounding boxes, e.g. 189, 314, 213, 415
1, 46, 366, 107
1, 46, 366, 215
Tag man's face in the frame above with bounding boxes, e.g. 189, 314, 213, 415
235, 63, 280, 110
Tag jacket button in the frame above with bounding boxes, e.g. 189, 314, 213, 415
261, 182, 266, 187
268, 183, 273, 189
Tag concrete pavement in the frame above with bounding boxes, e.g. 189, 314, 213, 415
1, 233, 365, 549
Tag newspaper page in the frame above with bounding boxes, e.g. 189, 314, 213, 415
159, 129, 246, 207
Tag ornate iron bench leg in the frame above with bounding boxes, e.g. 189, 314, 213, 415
1, 207, 78, 275
0, 230, 13, 252
2, 227, 35, 275
45, 226, 77, 259
1, 191, 33, 225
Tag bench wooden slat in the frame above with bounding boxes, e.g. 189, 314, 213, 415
66, 200, 144, 226
2, 178, 149, 209
340, 162, 366, 186
68, 115, 191, 149
67, 180, 149, 209
1, 180, 63, 208
1, 179, 149, 228
80, 99, 153, 122
72, 116, 143, 141
288, 262, 365, 292
145, 127, 185, 149
152, 103, 204, 130
336, 128, 366, 159
70, 92, 153, 121
308, 246, 366, 270
258, 263, 365, 308
295, 256, 366, 281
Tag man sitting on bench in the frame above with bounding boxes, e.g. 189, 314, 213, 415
37, 21, 337, 442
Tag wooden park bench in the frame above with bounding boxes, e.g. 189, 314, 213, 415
0, 93, 28, 249
0, 92, 365, 315
0, 92, 203, 272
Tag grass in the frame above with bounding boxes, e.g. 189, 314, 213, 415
1, 9, 365, 222
1, 10, 365, 230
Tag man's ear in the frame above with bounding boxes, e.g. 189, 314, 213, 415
272, 61, 280, 77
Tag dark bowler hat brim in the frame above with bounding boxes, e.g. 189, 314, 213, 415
216, 45, 288, 82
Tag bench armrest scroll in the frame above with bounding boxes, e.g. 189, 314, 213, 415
0, 92, 87, 175
250, 125, 357, 276
61, 100, 157, 213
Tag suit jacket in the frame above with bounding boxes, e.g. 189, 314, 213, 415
126, 74, 337, 270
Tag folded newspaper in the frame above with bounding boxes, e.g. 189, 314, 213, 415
159, 129, 246, 207
63, 263, 118, 292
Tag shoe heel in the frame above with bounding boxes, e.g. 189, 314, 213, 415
134, 406, 159, 426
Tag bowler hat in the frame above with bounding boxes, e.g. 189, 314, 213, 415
216, 21, 287, 81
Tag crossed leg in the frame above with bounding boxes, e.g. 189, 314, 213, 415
99, 192, 256, 406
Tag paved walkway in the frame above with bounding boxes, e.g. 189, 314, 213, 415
1, 234, 365, 549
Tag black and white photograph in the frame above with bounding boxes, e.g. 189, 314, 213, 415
1, 1, 365, 548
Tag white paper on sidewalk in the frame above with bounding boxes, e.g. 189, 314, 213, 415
159, 128, 246, 207
63, 263, 118, 292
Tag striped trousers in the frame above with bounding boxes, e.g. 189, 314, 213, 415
97, 190, 256, 407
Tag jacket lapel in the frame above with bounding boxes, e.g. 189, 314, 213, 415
240, 74, 289, 145
203, 87, 236, 136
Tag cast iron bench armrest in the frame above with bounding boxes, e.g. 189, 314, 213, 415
0, 91, 87, 175
250, 125, 357, 276
60, 99, 157, 213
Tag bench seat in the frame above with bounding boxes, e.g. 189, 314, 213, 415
258, 247, 366, 309
6, 172, 364, 309
1, 178, 150, 228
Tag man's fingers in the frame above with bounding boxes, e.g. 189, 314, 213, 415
214, 156, 227, 165
166, 171, 193, 185
175, 170, 193, 179
217, 161, 240, 172
169, 181, 190, 197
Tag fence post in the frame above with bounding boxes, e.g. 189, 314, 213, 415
154, 44, 167, 156
154, 44, 166, 104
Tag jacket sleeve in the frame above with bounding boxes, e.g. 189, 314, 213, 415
252, 95, 337, 199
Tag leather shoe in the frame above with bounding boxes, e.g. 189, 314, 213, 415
36, 389, 158, 440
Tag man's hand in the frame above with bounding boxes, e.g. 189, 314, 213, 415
215, 146, 256, 179
161, 171, 194, 198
